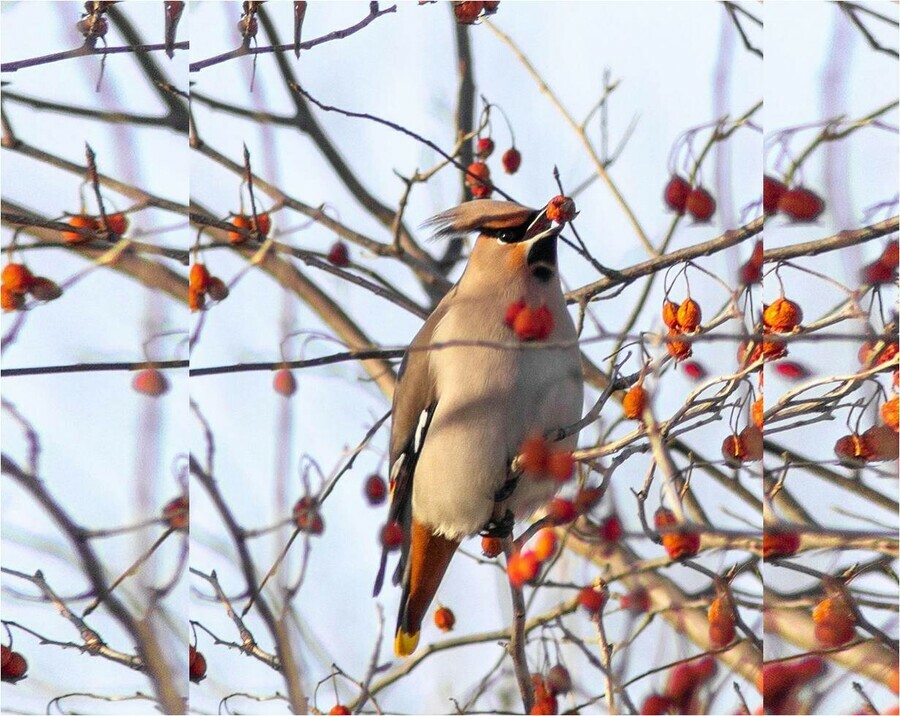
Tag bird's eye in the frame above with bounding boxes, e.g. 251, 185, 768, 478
496, 230, 517, 243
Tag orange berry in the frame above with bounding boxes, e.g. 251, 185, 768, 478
512, 305, 553, 341
132, 368, 169, 397
546, 450, 575, 482
546, 498, 577, 525
1, 263, 34, 294
578, 585, 607, 614
464, 160, 490, 187
812, 596, 856, 647
518, 435, 550, 475
454, 1, 484, 24
761, 335, 788, 361
655, 508, 700, 560
882, 397, 899, 432
476, 137, 494, 159
662, 299, 680, 329
529, 696, 558, 715
676, 298, 702, 332
573, 487, 602, 514
189, 645, 206, 683
862, 424, 898, 462
162, 495, 189, 530
273, 368, 297, 397
859, 341, 897, 368
63, 214, 99, 243
105, 212, 129, 235
207, 277, 229, 301
329, 707, 351, 716
189, 286, 205, 312
751, 396, 764, 430
434, 606, 455, 632
532, 529, 557, 561
664, 175, 691, 214
190, 263, 211, 293
739, 425, 763, 462
721, 433, 747, 467
502, 147, 521, 174
507, 550, 539, 587
686, 186, 715, 221
481, 536, 503, 558
665, 329, 692, 361
254, 212, 271, 237
834, 433, 870, 467
763, 530, 800, 559
545, 195, 576, 224
228, 214, 253, 244
622, 384, 648, 420
763, 297, 803, 332
708, 596, 736, 647
293, 497, 324, 534
504, 299, 527, 327
2, 285, 25, 311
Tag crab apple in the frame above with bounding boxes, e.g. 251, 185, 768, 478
546, 498, 577, 525
329, 707, 351, 716
665, 329, 692, 361
105, 212, 129, 235
708, 596, 736, 647
763, 530, 800, 559
763, 175, 787, 215
476, 137, 494, 159
434, 605, 456, 632
864, 258, 896, 285
254, 212, 271, 237
640, 693, 674, 715
546, 664, 572, 695
228, 214, 253, 244
381, 521, 404, 550
662, 299, 679, 329
813, 596, 856, 647
774, 361, 809, 380
364, 474, 387, 505
622, 384, 648, 420
722, 433, 748, 467
163, 495, 189, 530
862, 424, 898, 462
273, 368, 297, 397
834, 433, 871, 467
573, 487, 602, 514
27, 277, 62, 302
599, 515, 623, 542
578, 585, 607, 614
740, 240, 764, 284
189, 263, 211, 293
481, 536, 502, 558
206, 277, 229, 301
546, 450, 575, 482
677, 298, 702, 332
881, 397, 899, 432
453, 1, 483, 24
293, 497, 324, 534
464, 160, 490, 187
519, 435, 550, 475
739, 425, 763, 462
512, 305, 553, 341
189, 645, 206, 683
751, 396, 764, 430
327, 241, 350, 267
504, 299, 527, 328
778, 187, 824, 221
681, 360, 706, 380
189, 287, 205, 312
532, 529, 558, 561
133, 368, 169, 397
507, 550, 539, 587
502, 147, 521, 174
663, 175, 691, 214
685, 186, 716, 221
0, 283, 26, 309
764, 297, 803, 332
1, 650, 27, 681
545, 195, 576, 224
63, 214, 99, 243
2, 263, 34, 294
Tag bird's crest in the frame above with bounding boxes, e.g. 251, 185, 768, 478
423, 200, 536, 240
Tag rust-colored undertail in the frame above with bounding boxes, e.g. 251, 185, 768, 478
394, 518, 459, 657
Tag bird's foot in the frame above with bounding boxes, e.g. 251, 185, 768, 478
480, 510, 514, 539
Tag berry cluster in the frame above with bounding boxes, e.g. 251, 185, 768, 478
654, 507, 701, 560
640, 656, 716, 715
453, 1, 499, 25
505, 300, 554, 341
529, 664, 572, 714
663, 176, 715, 222
764, 176, 825, 221
189, 262, 229, 312
2, 262, 62, 311
227, 212, 271, 245
62, 212, 129, 243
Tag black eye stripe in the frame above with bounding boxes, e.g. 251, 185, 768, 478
481, 211, 540, 243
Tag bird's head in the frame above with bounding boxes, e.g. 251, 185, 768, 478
425, 200, 568, 283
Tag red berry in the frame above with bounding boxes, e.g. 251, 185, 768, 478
254, 212, 271, 237
163, 495, 189, 530
502, 147, 521, 174
864, 259, 896, 285
573, 487, 602, 514
133, 368, 169, 397
481, 536, 503, 558
578, 585, 607, 613
329, 707, 351, 716
774, 361, 810, 380
619, 588, 651, 613
663, 175, 691, 214
545, 195, 576, 224
189, 645, 206, 683
105, 212, 129, 235
640, 693, 674, 714
600, 515, 623, 542
881, 241, 899, 269
546, 664, 572, 695
763, 530, 800, 559
434, 605, 456, 632
273, 368, 297, 397
763, 175, 786, 215
476, 137, 494, 158
293, 496, 324, 534
546, 450, 575, 482
27, 277, 62, 302
507, 550, 539, 587
364, 474, 387, 505
454, 1, 484, 24
504, 299, 527, 328
464, 160, 490, 187
681, 360, 707, 380
778, 187, 824, 221
2, 263, 34, 294
532, 529, 558, 561
381, 521, 404, 550
1, 650, 27, 681
0, 646, 9, 670
546, 498, 576, 525
327, 241, 350, 267
740, 240, 763, 285
685, 187, 715, 221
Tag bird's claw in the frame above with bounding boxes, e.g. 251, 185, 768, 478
480, 509, 514, 539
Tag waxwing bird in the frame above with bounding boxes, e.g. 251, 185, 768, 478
373, 199, 584, 657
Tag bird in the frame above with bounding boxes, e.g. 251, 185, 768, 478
373, 199, 584, 657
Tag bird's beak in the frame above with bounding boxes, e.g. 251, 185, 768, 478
525, 217, 561, 269
522, 212, 558, 243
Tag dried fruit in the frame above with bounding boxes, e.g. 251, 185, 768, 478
434, 605, 455, 632
2, 263, 34, 294
622, 384, 648, 420
640, 693, 674, 715
664, 175, 691, 214
381, 521, 404, 550
662, 299, 679, 329
507, 550, 539, 587
654, 507, 700, 560
464, 161, 491, 198
105, 212, 129, 235
190, 286, 205, 312
273, 368, 297, 396
546, 664, 571, 695
834, 433, 871, 467
722, 433, 747, 467
481, 536, 502, 558
454, 1, 484, 24
686, 187, 715, 222
578, 585, 607, 614
364, 474, 387, 505
881, 396, 898, 432
778, 187, 824, 222
676, 298, 702, 332
476, 137, 494, 159
228, 214, 253, 244
764, 297, 803, 332
1, 286, 24, 312
708, 596, 736, 647
1, 649, 26, 682
190, 264, 211, 293
133, 368, 169, 397
502, 147, 521, 174
63, 214, 99, 243
740, 240, 763, 285
763, 530, 800, 559
763, 175, 786, 215
327, 241, 350, 267
545, 195, 576, 224
546, 450, 575, 482
751, 396, 764, 430
293, 496, 324, 534
206, 277, 229, 301
27, 277, 61, 301
862, 424, 899, 462
813, 595, 856, 647
665, 329, 692, 361
189, 645, 206, 683
739, 425, 763, 462
512, 304, 553, 341
163, 495, 189, 530
762, 335, 788, 362
858, 340, 898, 368
573, 487, 602, 514
599, 515, 623, 542
546, 498, 577, 525
532, 529, 557, 561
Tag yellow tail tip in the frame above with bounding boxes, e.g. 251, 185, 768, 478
394, 629, 420, 657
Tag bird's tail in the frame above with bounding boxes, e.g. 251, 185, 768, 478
394, 519, 459, 656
